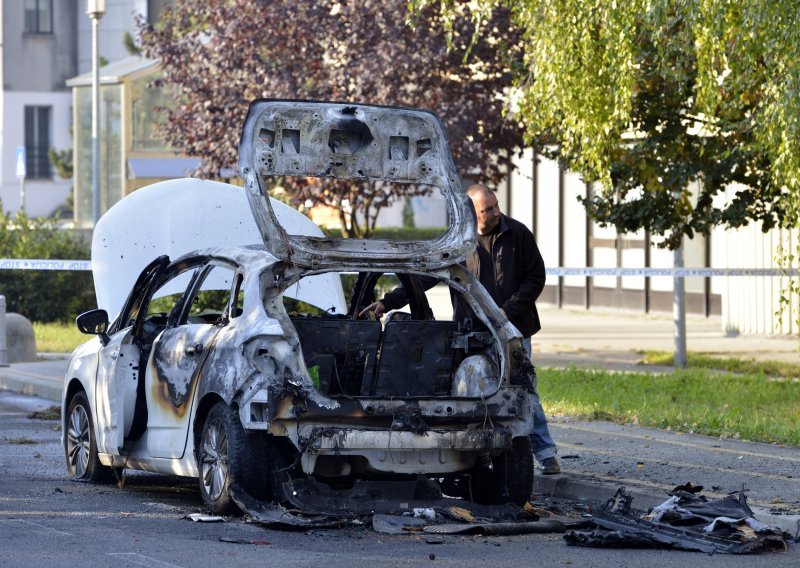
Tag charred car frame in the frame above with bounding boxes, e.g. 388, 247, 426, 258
62, 101, 539, 515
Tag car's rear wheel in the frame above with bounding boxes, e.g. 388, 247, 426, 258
471, 437, 534, 505
197, 401, 269, 515
64, 392, 117, 482
499, 436, 534, 505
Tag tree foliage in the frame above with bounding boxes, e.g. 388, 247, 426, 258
139, 0, 525, 237
418, 0, 800, 248
47, 148, 72, 180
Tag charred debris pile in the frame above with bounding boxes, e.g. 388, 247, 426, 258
565, 484, 791, 554
230, 480, 791, 555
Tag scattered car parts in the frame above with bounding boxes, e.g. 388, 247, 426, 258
564, 486, 789, 554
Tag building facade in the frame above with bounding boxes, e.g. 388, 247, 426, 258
497, 149, 800, 336
0, 0, 169, 218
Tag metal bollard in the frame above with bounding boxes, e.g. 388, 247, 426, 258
0, 295, 8, 366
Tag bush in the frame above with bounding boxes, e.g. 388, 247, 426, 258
0, 210, 95, 322
321, 226, 446, 240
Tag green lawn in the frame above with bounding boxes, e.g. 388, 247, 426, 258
33, 322, 86, 354
538, 367, 800, 446
639, 350, 800, 378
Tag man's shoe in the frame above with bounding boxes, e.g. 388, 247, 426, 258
540, 457, 561, 475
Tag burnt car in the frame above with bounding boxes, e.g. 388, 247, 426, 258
62, 101, 539, 516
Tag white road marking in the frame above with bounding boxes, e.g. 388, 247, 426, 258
107, 553, 186, 568
0, 518, 74, 536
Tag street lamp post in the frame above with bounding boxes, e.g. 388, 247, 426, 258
87, 0, 105, 226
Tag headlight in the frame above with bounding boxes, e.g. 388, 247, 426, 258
451, 354, 500, 397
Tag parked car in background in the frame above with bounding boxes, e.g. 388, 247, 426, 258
62, 100, 539, 515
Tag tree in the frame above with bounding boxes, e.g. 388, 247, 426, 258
138, 0, 526, 237
416, 0, 800, 248
47, 148, 72, 179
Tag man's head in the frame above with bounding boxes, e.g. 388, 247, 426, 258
466, 184, 501, 235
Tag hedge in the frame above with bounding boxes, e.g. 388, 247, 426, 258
0, 210, 95, 322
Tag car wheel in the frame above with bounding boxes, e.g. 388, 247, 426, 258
471, 437, 534, 505
499, 436, 534, 505
197, 401, 269, 515
64, 392, 117, 482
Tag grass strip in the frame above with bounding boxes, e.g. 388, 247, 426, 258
5, 437, 39, 445
640, 350, 800, 378
538, 367, 800, 447
28, 406, 61, 420
33, 322, 86, 354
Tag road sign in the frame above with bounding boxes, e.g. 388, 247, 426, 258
15, 146, 26, 179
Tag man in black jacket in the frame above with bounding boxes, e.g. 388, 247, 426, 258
361, 183, 560, 475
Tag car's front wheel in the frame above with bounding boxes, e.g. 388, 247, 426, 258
64, 391, 117, 482
197, 401, 269, 515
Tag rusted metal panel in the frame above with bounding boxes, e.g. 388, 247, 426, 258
300, 426, 513, 452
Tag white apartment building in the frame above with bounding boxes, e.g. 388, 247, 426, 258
0, 0, 169, 218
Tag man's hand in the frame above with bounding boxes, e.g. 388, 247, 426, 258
358, 301, 386, 319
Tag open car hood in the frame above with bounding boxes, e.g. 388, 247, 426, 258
238, 100, 476, 271
91, 178, 346, 320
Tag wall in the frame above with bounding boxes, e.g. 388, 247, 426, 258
77, 0, 149, 74
0, 1, 79, 217
0, 91, 73, 216
718, 185, 800, 336
498, 150, 721, 317
3, 0, 79, 92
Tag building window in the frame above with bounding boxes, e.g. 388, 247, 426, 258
24, 0, 53, 34
25, 106, 52, 179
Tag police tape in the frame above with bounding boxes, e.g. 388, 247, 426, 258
546, 267, 799, 277
0, 259, 92, 271
0, 259, 797, 277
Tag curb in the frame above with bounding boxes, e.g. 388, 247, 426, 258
534, 473, 800, 538
0, 369, 62, 402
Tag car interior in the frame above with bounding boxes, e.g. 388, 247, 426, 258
286, 271, 498, 398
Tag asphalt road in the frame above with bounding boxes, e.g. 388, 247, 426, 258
1, 391, 797, 567
546, 417, 800, 515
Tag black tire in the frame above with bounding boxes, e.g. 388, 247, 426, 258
64, 392, 117, 482
197, 402, 269, 515
471, 437, 534, 505
501, 436, 534, 505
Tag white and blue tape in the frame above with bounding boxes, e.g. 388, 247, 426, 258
0, 259, 92, 271
0, 259, 797, 277
546, 267, 799, 277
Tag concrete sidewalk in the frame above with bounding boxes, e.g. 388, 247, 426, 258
0, 356, 66, 401
534, 304, 800, 367
1, 306, 798, 534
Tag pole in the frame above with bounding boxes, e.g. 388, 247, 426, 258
19, 177, 25, 212
0, 295, 8, 367
91, 13, 101, 225
673, 205, 687, 368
